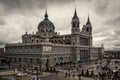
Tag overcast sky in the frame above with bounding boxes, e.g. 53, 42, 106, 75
0, 0, 120, 49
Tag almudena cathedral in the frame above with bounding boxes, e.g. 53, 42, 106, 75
5, 8, 104, 68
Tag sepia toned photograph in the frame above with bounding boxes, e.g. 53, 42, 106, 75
0, 0, 120, 80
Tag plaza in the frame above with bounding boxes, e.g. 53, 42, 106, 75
1, 58, 120, 80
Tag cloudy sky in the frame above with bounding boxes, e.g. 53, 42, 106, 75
0, 0, 120, 49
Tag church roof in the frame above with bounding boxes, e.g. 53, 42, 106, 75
86, 15, 91, 24
72, 8, 79, 22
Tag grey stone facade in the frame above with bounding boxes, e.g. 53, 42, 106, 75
0, 48, 4, 58
105, 49, 120, 59
5, 8, 104, 68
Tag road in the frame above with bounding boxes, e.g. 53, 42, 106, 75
40, 72, 66, 80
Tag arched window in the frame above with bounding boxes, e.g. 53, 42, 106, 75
36, 58, 39, 64
77, 24, 79, 28
73, 23, 76, 27
51, 40, 53, 43
40, 40, 42, 42
32, 40, 33, 42
19, 58, 21, 63
36, 40, 39, 43
49, 29, 52, 33
46, 28, 48, 32
86, 28, 89, 32
14, 57, 16, 63
30, 58, 33, 63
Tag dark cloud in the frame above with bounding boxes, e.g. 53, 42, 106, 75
0, 0, 46, 15
0, 0, 74, 14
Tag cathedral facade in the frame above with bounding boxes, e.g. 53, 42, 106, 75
5, 9, 104, 68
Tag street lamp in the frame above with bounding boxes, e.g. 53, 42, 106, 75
77, 72, 81, 80
35, 67, 39, 80
39, 59, 42, 75
46, 56, 49, 71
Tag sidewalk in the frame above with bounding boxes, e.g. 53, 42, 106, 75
66, 76, 94, 80
0, 70, 15, 76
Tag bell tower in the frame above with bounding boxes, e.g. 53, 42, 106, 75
71, 8, 80, 34
86, 15, 92, 36
86, 15, 92, 46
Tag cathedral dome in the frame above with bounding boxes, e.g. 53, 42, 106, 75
38, 10, 55, 32
38, 19, 55, 29
37, 10, 55, 38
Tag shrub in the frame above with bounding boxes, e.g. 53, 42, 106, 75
91, 70, 94, 77
86, 70, 89, 76
0, 76, 7, 80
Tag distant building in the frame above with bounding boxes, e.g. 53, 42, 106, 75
105, 49, 120, 59
0, 48, 4, 58
5, 8, 104, 68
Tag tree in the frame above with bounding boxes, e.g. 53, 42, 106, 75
50, 67, 53, 71
0, 76, 7, 80
86, 70, 89, 76
91, 70, 94, 77
81, 70, 84, 76
1, 59, 5, 65
77, 73, 81, 80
